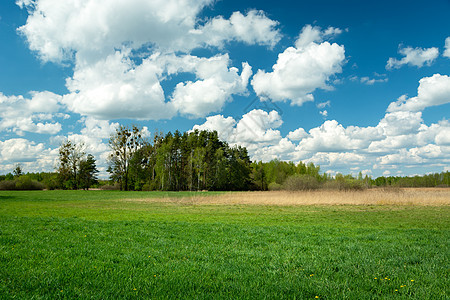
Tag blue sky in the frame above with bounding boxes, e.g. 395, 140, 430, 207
0, 0, 449, 178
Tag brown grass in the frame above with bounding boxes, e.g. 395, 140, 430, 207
124, 188, 450, 206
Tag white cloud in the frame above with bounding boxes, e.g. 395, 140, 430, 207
316, 100, 330, 109
297, 120, 366, 152
387, 74, 450, 112
166, 54, 252, 118
80, 117, 119, 139
0, 138, 46, 163
189, 10, 281, 49
287, 128, 308, 141
306, 152, 366, 168
377, 111, 423, 136
63, 50, 176, 120
17, 1, 281, 65
444, 37, 450, 58
0, 91, 64, 135
19, 1, 277, 120
360, 76, 388, 85
17, 0, 214, 63
231, 109, 283, 146
386, 46, 439, 69
294, 24, 342, 49
252, 25, 345, 106
192, 109, 283, 154
192, 114, 236, 141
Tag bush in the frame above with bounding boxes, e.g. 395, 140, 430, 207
0, 176, 44, 190
268, 182, 283, 191
15, 176, 44, 190
100, 183, 121, 190
0, 180, 17, 190
283, 175, 319, 191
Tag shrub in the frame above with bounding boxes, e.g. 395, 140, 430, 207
268, 182, 283, 191
283, 175, 319, 191
0, 176, 44, 190
100, 183, 121, 190
15, 176, 44, 190
0, 180, 17, 190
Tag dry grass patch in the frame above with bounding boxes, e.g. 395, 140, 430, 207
124, 188, 450, 206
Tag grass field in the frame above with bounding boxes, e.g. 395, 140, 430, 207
0, 189, 449, 299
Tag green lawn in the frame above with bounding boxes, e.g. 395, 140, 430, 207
0, 191, 448, 299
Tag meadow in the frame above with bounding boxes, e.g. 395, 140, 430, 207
0, 189, 448, 299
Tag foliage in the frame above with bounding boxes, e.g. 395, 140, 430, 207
0, 175, 44, 190
13, 164, 23, 178
373, 171, 450, 187
268, 182, 283, 191
108, 129, 252, 191
108, 125, 147, 191
283, 174, 320, 191
57, 140, 98, 190
78, 154, 99, 190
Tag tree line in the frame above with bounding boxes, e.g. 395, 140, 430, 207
0, 126, 449, 190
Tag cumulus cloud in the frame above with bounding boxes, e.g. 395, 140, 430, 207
0, 138, 60, 174
252, 25, 345, 105
287, 128, 308, 141
386, 46, 439, 69
387, 74, 450, 112
63, 50, 176, 120
192, 73, 450, 175
192, 109, 283, 152
192, 114, 237, 141
17, 1, 281, 64
0, 91, 64, 135
189, 10, 281, 49
166, 54, 253, 118
444, 37, 450, 58
17, 0, 214, 63
18, 1, 277, 120
294, 24, 342, 49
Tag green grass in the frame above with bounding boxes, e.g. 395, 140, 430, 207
0, 191, 449, 299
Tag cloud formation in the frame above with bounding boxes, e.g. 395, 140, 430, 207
387, 74, 450, 112
0, 91, 65, 135
18, 0, 281, 120
444, 37, 450, 58
386, 46, 439, 69
194, 74, 450, 175
252, 25, 345, 105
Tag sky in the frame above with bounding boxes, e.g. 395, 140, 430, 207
0, 0, 449, 178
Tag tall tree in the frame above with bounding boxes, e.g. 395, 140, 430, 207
57, 140, 85, 189
13, 164, 23, 178
79, 154, 99, 190
108, 125, 147, 191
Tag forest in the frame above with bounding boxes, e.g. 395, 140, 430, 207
0, 126, 449, 191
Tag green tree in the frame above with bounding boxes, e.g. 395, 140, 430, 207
57, 140, 85, 189
108, 125, 147, 191
79, 154, 99, 190
13, 164, 23, 178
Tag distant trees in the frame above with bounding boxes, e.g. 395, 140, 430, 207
57, 140, 98, 190
1, 125, 448, 192
250, 160, 324, 190
107, 128, 253, 191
